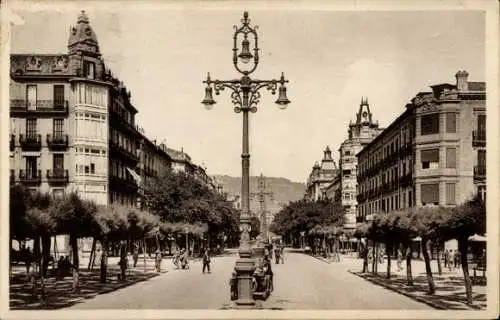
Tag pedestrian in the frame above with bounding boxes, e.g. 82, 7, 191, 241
454, 250, 460, 269
132, 244, 139, 268
445, 249, 452, 271
202, 249, 211, 274
397, 247, 403, 272
230, 271, 238, 300
118, 255, 127, 281
155, 249, 162, 273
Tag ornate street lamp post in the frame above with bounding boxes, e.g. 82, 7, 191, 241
202, 11, 290, 306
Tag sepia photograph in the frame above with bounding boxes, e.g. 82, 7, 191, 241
1, 0, 498, 319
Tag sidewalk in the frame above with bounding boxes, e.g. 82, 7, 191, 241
9, 258, 168, 310
347, 257, 486, 310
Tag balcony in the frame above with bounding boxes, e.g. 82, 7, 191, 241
474, 165, 486, 180
10, 134, 15, 151
47, 134, 69, 150
109, 141, 139, 164
10, 99, 69, 117
47, 169, 69, 184
472, 130, 486, 147
19, 134, 42, 151
19, 169, 42, 184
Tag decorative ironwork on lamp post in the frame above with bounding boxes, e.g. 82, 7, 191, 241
202, 11, 290, 306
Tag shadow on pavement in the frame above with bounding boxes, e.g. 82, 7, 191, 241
350, 271, 486, 310
10, 268, 161, 310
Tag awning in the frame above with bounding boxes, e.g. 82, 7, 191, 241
126, 167, 142, 186
468, 234, 486, 242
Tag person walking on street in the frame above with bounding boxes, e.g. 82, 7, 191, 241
202, 249, 211, 274
155, 249, 162, 273
132, 244, 139, 268
445, 249, 452, 271
396, 247, 404, 272
453, 250, 460, 270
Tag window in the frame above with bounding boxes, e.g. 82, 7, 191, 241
446, 113, 456, 133
53, 119, 64, 136
25, 156, 38, 178
421, 183, 439, 205
446, 183, 456, 205
421, 113, 440, 135
26, 85, 37, 110
26, 118, 37, 137
53, 85, 65, 109
478, 150, 486, 166
421, 149, 439, 169
90, 163, 95, 174
477, 185, 486, 201
53, 154, 64, 171
446, 148, 456, 168
85, 165, 89, 174
83, 61, 95, 79
343, 169, 351, 176
345, 150, 351, 156
477, 114, 486, 134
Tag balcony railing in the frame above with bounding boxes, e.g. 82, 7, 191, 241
472, 130, 486, 147
474, 165, 486, 180
19, 169, 42, 184
47, 169, 69, 183
10, 134, 15, 151
109, 140, 139, 164
47, 134, 69, 149
19, 134, 42, 150
10, 99, 69, 116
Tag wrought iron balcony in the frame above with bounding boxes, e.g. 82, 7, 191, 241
19, 134, 42, 150
19, 169, 41, 184
109, 140, 139, 164
472, 130, 486, 147
47, 134, 69, 149
10, 99, 69, 117
474, 165, 486, 180
10, 134, 15, 151
47, 169, 69, 184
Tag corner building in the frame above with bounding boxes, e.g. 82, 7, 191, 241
356, 71, 486, 224
9, 11, 173, 252
338, 98, 383, 230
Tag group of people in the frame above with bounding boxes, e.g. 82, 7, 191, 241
443, 249, 461, 271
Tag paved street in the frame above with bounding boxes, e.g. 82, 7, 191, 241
69, 250, 430, 309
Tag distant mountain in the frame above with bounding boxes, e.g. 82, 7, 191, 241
212, 175, 306, 214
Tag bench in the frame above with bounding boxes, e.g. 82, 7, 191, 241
472, 266, 486, 285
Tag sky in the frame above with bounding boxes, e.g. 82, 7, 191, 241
7, 3, 485, 183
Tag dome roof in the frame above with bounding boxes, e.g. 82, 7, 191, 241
68, 11, 100, 54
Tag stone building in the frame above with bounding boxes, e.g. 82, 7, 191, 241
338, 98, 383, 230
356, 71, 486, 225
9, 11, 209, 252
305, 146, 339, 201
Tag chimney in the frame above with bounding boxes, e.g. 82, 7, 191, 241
455, 70, 469, 92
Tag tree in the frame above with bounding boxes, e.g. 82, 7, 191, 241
439, 196, 486, 305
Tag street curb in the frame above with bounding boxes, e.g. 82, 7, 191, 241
348, 270, 483, 311
301, 252, 331, 264
99, 272, 160, 295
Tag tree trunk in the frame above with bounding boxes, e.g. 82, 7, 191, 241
405, 243, 414, 286
88, 237, 96, 271
70, 235, 79, 292
371, 241, 376, 275
458, 237, 473, 305
142, 238, 147, 273
421, 237, 435, 294
362, 243, 369, 273
100, 238, 108, 283
436, 242, 442, 275
386, 243, 392, 279
41, 235, 51, 277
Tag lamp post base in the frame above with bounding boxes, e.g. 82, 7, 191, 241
234, 256, 256, 306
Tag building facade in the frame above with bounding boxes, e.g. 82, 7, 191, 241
305, 146, 339, 202
338, 98, 383, 229
356, 71, 486, 224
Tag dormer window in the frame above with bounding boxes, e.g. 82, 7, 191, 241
83, 61, 95, 79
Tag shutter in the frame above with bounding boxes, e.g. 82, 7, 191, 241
446, 148, 456, 168
421, 149, 439, 162
446, 183, 456, 205
421, 184, 439, 204
446, 113, 456, 133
